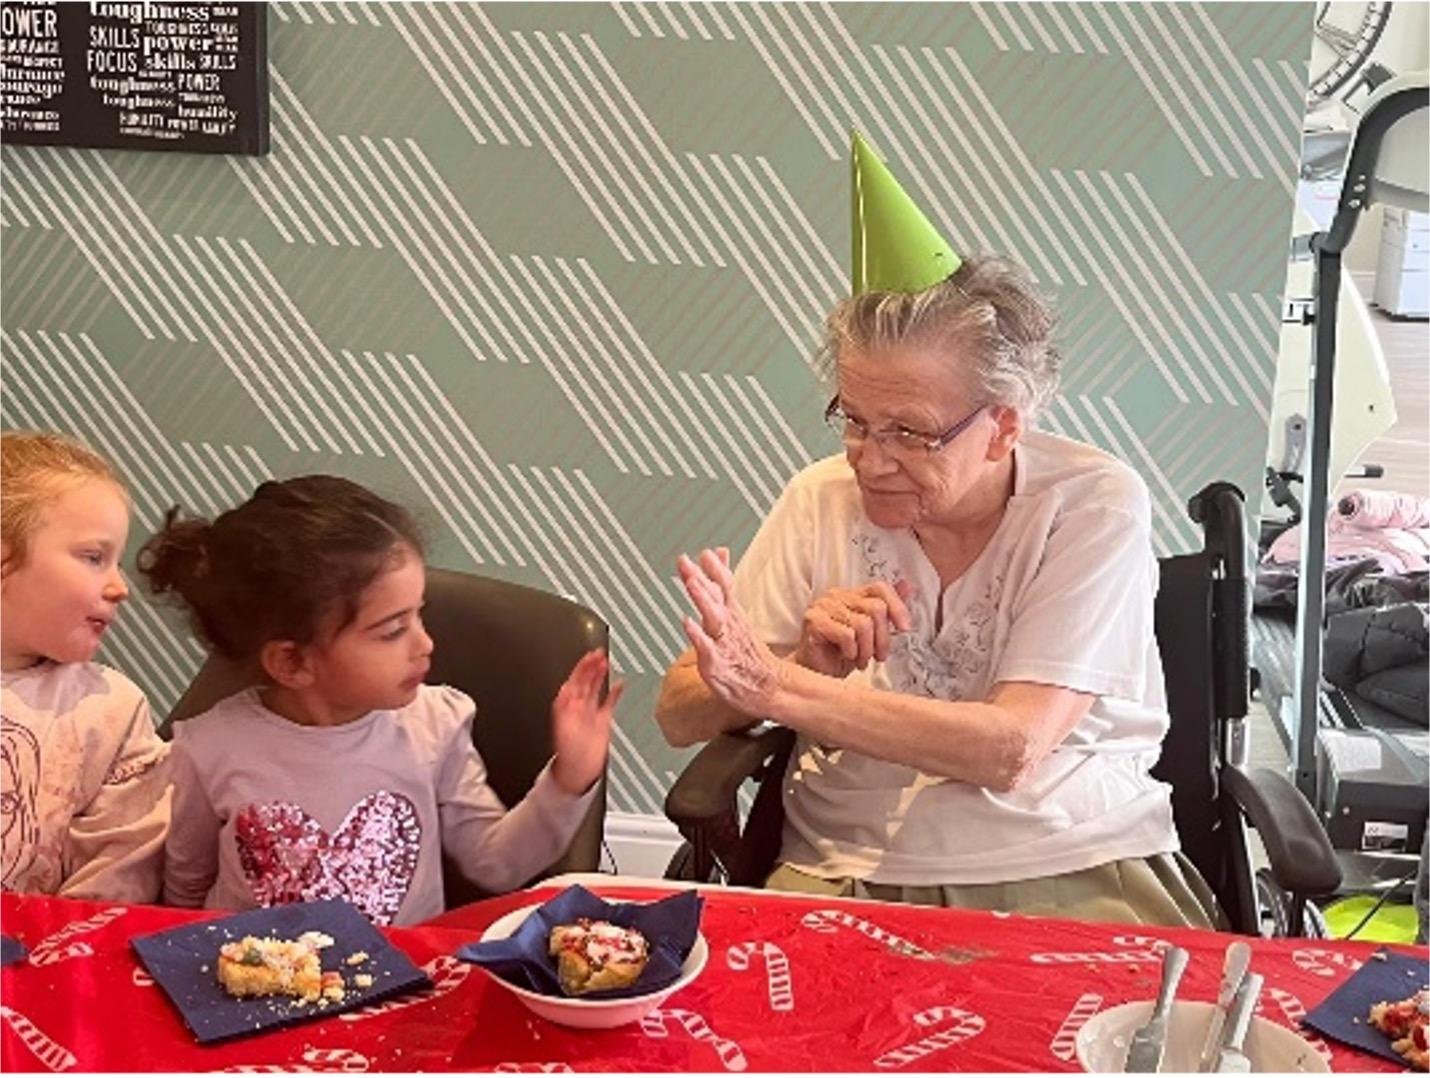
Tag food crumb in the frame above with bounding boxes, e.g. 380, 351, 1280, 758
346, 951, 369, 966
355, 974, 373, 988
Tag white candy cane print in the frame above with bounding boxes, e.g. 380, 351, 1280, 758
492, 1065, 574, 1073
1292, 949, 1364, 978
27, 942, 94, 967
0, 1006, 77, 1072
1029, 933, 1170, 965
641, 1008, 747, 1072
27, 907, 127, 965
1049, 993, 1103, 1060
220, 1048, 370, 1072
874, 1005, 985, 1069
725, 941, 794, 1012
1265, 986, 1335, 1067
800, 909, 932, 960
132, 966, 155, 987
339, 956, 468, 1022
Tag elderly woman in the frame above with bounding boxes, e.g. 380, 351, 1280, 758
655, 135, 1218, 929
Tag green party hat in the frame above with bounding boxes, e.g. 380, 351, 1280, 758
850, 131, 961, 295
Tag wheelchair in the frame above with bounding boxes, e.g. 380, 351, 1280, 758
662, 483, 1342, 937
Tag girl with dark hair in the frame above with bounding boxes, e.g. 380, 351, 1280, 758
141, 475, 618, 926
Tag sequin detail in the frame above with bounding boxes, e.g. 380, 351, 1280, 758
235, 792, 421, 926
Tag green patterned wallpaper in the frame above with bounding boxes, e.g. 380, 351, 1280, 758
0, 2, 1311, 815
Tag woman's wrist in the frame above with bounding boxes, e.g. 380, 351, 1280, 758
763, 657, 821, 730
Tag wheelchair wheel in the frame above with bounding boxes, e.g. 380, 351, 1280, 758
664, 841, 723, 883
1256, 867, 1330, 937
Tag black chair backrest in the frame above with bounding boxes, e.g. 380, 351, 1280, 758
164, 567, 609, 908
1151, 552, 1222, 891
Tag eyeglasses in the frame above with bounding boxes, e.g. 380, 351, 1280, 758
823, 396, 986, 455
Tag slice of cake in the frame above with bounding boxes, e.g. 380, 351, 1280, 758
216, 935, 327, 1003
1369, 987, 1429, 1071
548, 918, 650, 996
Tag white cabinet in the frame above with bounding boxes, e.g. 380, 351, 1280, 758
1373, 207, 1429, 318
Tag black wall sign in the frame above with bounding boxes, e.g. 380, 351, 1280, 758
1, 1, 268, 154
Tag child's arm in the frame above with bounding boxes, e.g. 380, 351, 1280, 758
59, 696, 171, 904
160, 733, 222, 908
432, 691, 599, 895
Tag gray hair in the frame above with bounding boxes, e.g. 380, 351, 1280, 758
818, 255, 1062, 418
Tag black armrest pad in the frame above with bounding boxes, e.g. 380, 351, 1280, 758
664, 725, 795, 826
1222, 765, 1342, 896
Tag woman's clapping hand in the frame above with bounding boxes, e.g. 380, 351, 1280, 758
793, 581, 914, 678
677, 548, 786, 716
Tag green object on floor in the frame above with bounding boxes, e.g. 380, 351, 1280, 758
1322, 895, 1420, 943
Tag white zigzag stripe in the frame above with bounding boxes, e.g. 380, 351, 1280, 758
5, 154, 158, 339
887, 47, 1064, 286
1094, 174, 1270, 414
1071, 172, 1242, 406
269, 69, 384, 245
52, 153, 195, 338
1090, 3, 1213, 177
517, 31, 681, 265
229, 239, 387, 454
538, 32, 702, 266
724, 4, 839, 159
931, 46, 1087, 286
572, 33, 726, 266
683, 154, 818, 357
1047, 170, 1202, 404
1120, 5, 1240, 178
379, 2, 497, 147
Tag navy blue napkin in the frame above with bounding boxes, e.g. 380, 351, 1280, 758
1303, 947, 1429, 1064
1, 935, 28, 966
131, 900, 430, 1045
456, 884, 702, 999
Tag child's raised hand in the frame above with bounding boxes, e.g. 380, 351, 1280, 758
550, 648, 622, 796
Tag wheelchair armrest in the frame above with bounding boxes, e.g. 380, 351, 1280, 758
664, 724, 794, 829
1222, 765, 1342, 897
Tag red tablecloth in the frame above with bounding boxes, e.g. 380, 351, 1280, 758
0, 886, 1414, 1072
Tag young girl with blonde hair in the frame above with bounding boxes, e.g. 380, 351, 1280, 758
1, 431, 170, 902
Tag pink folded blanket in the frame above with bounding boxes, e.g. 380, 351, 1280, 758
1336, 489, 1430, 530
1266, 515, 1430, 575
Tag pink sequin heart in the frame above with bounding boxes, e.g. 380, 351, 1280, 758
235, 791, 421, 926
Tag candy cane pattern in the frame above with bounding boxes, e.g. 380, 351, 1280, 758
800, 909, 933, 960
1029, 933, 1170, 965
1265, 986, 1335, 1067
0, 1006, 77, 1072
1049, 993, 1104, 1060
492, 1065, 574, 1073
27, 942, 94, 967
27, 907, 127, 964
725, 942, 794, 1012
339, 956, 468, 1022
132, 966, 154, 987
641, 1008, 747, 1072
1292, 949, 1364, 978
220, 1048, 370, 1073
874, 1005, 985, 1069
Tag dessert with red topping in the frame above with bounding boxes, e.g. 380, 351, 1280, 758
216, 931, 346, 1004
548, 918, 649, 995
1369, 987, 1429, 1070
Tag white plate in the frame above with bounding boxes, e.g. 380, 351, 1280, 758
475, 902, 708, 1030
1076, 1000, 1331, 1073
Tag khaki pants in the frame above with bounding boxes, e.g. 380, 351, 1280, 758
766, 852, 1223, 930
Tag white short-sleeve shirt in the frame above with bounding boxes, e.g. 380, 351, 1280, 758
732, 430, 1180, 885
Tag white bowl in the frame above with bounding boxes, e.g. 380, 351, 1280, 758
1076, 1000, 1330, 1073
475, 902, 709, 1029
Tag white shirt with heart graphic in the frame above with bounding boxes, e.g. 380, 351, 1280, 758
162, 684, 595, 925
